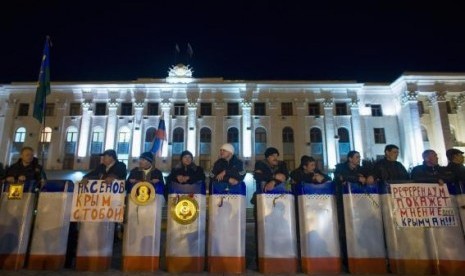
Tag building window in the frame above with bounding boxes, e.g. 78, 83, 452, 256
418, 101, 425, 116
282, 127, 294, 143
310, 128, 322, 142
95, 103, 106, 115
255, 127, 267, 156
374, 128, 386, 144
18, 104, 29, 116
147, 103, 159, 115
121, 103, 132, 116
14, 127, 26, 142
45, 103, 55, 117
200, 103, 212, 116
174, 103, 185, 115
335, 103, 347, 115
91, 128, 104, 154
308, 103, 320, 116
117, 127, 130, 154
227, 103, 239, 116
371, 104, 383, 116
282, 127, 295, 170
69, 103, 81, 116
281, 102, 293, 116
446, 101, 454, 114
227, 127, 239, 154
338, 128, 350, 143
254, 102, 266, 116
173, 127, 184, 142
65, 127, 78, 154
40, 127, 52, 143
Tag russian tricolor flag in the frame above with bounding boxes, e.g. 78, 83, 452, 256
151, 116, 166, 156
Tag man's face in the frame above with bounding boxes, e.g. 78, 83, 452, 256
182, 155, 192, 166
102, 155, 114, 166
425, 151, 439, 166
452, 153, 464, 165
220, 149, 232, 160
303, 161, 316, 173
348, 153, 361, 166
266, 153, 279, 166
385, 148, 399, 161
21, 149, 34, 164
139, 158, 152, 169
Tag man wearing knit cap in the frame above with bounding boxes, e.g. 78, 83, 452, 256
209, 143, 246, 192
126, 151, 164, 192
166, 150, 205, 185
253, 147, 289, 193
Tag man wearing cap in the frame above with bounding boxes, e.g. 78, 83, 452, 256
253, 147, 289, 193
82, 149, 127, 183
446, 148, 465, 185
166, 150, 205, 185
126, 151, 164, 191
209, 143, 246, 191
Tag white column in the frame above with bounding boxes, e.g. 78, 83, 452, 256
323, 98, 337, 169
241, 100, 252, 158
0, 99, 18, 163
187, 102, 198, 156
429, 91, 452, 164
454, 94, 465, 143
131, 101, 144, 157
78, 102, 92, 157
400, 91, 424, 166
105, 101, 119, 150
349, 98, 363, 157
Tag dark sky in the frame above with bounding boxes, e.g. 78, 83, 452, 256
2, 0, 465, 83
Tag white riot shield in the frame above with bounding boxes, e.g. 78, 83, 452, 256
297, 181, 341, 274
382, 182, 465, 275
165, 181, 206, 273
344, 182, 387, 274
207, 181, 246, 273
122, 181, 165, 272
27, 180, 74, 270
0, 181, 37, 270
257, 183, 298, 274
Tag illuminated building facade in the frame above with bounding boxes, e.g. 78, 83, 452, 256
1, 65, 465, 181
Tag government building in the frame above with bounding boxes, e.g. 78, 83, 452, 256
1, 64, 464, 198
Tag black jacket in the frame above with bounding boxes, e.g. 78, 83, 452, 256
447, 162, 465, 184
290, 167, 331, 184
210, 155, 246, 183
253, 160, 289, 190
126, 166, 164, 191
374, 158, 410, 181
5, 157, 46, 183
166, 163, 205, 184
84, 161, 127, 180
410, 162, 454, 183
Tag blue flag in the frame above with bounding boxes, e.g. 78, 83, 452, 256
151, 117, 166, 156
33, 36, 51, 123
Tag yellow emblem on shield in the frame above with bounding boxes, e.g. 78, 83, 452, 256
8, 184, 24, 200
130, 182, 156, 205
171, 196, 199, 225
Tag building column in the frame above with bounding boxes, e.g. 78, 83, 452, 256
105, 101, 119, 150
429, 91, 452, 164
323, 98, 337, 169
400, 91, 423, 167
0, 99, 18, 163
131, 101, 144, 157
241, 100, 252, 158
349, 97, 364, 157
453, 94, 465, 145
187, 101, 198, 156
78, 101, 92, 157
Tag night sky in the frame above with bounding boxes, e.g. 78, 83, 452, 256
2, 1, 465, 83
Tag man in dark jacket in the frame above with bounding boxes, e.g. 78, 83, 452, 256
5, 146, 46, 186
290, 155, 331, 185
82, 149, 127, 182
126, 151, 164, 191
253, 147, 289, 193
374, 144, 409, 182
410, 149, 454, 184
209, 143, 246, 192
446, 148, 465, 184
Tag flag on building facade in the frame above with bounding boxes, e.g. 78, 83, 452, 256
151, 116, 166, 156
33, 36, 51, 123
